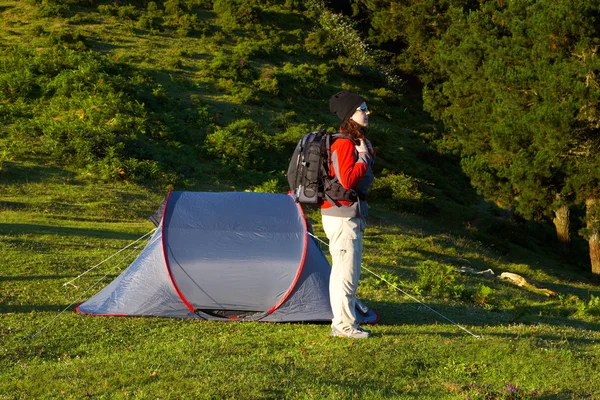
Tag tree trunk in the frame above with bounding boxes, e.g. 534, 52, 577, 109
552, 205, 571, 254
586, 198, 600, 276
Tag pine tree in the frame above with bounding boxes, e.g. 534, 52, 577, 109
423, 0, 600, 271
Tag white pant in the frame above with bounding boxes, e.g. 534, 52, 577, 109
322, 215, 366, 331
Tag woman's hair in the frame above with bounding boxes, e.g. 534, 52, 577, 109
340, 119, 367, 140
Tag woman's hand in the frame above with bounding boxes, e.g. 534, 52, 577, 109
355, 139, 368, 154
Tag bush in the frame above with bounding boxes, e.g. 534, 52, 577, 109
574, 295, 600, 319
204, 119, 267, 168
207, 52, 254, 81
1, 46, 212, 184
46, 27, 87, 50
369, 171, 435, 214
472, 284, 494, 306
98, 3, 138, 20
212, 0, 260, 31
31, 0, 70, 17
304, 29, 334, 57
276, 62, 332, 98
0, 150, 12, 173
253, 74, 278, 95
415, 261, 458, 297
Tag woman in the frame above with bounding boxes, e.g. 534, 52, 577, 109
324, 90, 375, 339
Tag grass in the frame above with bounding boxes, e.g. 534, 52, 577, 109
2, 156, 600, 399
2, 1, 600, 399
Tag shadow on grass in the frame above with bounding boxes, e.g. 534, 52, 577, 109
0, 275, 92, 281
367, 214, 600, 289
0, 304, 74, 313
1, 162, 78, 184
0, 223, 147, 240
0, 201, 30, 211
364, 299, 600, 336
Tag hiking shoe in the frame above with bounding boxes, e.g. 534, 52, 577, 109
330, 325, 372, 339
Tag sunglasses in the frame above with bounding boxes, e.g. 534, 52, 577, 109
356, 104, 369, 113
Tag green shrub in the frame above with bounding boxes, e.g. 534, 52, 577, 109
68, 12, 98, 25
46, 27, 87, 50
0, 150, 12, 173
269, 123, 311, 154
270, 111, 298, 131
472, 284, 494, 306
360, 271, 402, 293
214, 79, 257, 103
369, 171, 435, 214
31, 0, 70, 17
304, 29, 333, 57
233, 38, 277, 59
0, 46, 212, 184
208, 52, 254, 81
276, 62, 331, 98
213, 0, 260, 31
415, 261, 457, 297
575, 295, 600, 319
119, 5, 138, 19
98, 3, 137, 19
136, 13, 159, 31
204, 119, 267, 168
253, 74, 278, 95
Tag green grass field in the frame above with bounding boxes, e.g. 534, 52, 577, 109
3, 154, 600, 399
2, 1, 600, 399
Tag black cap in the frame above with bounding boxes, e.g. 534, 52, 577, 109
329, 90, 365, 122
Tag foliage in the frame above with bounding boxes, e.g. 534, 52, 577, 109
360, 271, 402, 293
369, 170, 431, 213
0, 46, 211, 184
472, 284, 494, 307
204, 119, 267, 168
0, 150, 12, 173
276, 62, 332, 98
4, 2, 600, 397
31, 0, 70, 17
212, 0, 261, 31
415, 260, 458, 297
306, 0, 402, 87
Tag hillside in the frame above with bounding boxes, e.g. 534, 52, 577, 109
2, 1, 600, 398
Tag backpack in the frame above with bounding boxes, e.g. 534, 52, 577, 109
287, 129, 358, 205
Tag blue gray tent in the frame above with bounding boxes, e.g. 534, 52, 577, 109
77, 191, 379, 323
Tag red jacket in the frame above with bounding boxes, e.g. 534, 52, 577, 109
321, 136, 373, 210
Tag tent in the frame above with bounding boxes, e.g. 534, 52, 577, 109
77, 191, 379, 323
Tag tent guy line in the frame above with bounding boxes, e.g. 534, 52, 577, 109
27, 235, 154, 341
63, 228, 158, 288
307, 232, 482, 339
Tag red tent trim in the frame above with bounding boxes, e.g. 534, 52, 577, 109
267, 202, 308, 314
161, 190, 196, 313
